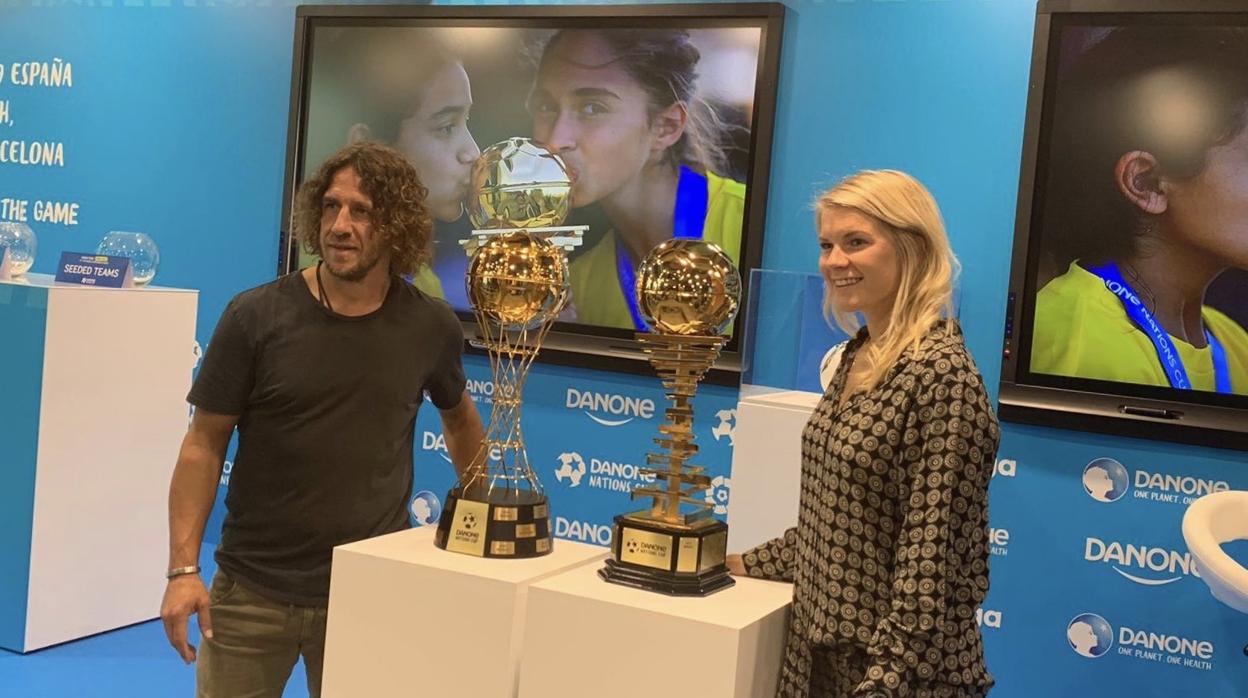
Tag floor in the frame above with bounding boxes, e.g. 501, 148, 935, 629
0, 547, 310, 698
5, 541, 1248, 697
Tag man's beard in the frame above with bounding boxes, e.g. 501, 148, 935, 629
323, 244, 382, 282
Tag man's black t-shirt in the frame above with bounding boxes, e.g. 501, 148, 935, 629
188, 271, 466, 605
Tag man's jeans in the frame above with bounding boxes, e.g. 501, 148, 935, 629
196, 571, 328, 698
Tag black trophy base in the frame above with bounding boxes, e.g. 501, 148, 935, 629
433, 487, 553, 558
598, 513, 735, 597
599, 558, 734, 596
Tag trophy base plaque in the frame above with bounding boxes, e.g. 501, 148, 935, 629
599, 513, 734, 596
434, 487, 553, 558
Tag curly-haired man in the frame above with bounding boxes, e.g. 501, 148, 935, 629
159, 141, 485, 698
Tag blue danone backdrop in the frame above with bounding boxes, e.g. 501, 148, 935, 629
1, 1, 1245, 695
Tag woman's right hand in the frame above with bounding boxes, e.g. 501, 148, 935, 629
725, 553, 747, 576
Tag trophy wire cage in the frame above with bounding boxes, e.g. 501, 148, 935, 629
460, 293, 563, 504
435, 231, 567, 558
436, 138, 576, 559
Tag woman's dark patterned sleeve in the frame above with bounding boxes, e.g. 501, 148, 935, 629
854, 363, 998, 697
741, 527, 799, 582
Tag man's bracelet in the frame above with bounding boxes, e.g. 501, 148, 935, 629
166, 565, 201, 580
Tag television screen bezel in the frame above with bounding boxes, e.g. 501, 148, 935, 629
277, 3, 787, 386
1000, 0, 1248, 450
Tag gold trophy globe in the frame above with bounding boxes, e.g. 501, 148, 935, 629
436, 139, 575, 559
599, 239, 742, 595
462, 137, 584, 254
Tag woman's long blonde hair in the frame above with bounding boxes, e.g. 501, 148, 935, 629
818, 170, 960, 395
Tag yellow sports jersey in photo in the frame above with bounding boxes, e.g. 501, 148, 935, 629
568, 171, 745, 330
1032, 262, 1248, 394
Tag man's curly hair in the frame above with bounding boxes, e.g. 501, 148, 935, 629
292, 141, 433, 276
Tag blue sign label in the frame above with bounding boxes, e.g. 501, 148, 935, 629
54, 252, 133, 288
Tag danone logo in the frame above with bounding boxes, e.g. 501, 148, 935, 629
425, 431, 500, 464
976, 608, 1002, 629
1132, 470, 1229, 505
1084, 537, 1200, 586
452, 509, 481, 544
1119, 626, 1214, 665
988, 528, 1009, 557
1083, 458, 1130, 502
466, 378, 495, 404
553, 516, 611, 546
1082, 457, 1229, 505
711, 409, 736, 444
422, 431, 453, 464
409, 490, 441, 527
565, 388, 655, 427
552, 451, 654, 492
1068, 612, 1215, 670
626, 538, 668, 558
1067, 613, 1114, 658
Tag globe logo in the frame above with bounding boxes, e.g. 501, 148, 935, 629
625, 539, 640, 555
1082, 458, 1129, 502
1067, 613, 1114, 658
462, 512, 477, 530
408, 490, 441, 527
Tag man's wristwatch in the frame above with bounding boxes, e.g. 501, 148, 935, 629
166, 565, 201, 580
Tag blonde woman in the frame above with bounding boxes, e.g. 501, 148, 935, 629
727, 170, 998, 698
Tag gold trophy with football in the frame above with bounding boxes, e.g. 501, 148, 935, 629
435, 139, 574, 558
599, 239, 741, 595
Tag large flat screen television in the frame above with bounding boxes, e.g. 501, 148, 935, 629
278, 3, 785, 383
1001, 0, 1248, 449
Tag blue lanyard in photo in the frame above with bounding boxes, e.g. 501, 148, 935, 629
616, 165, 709, 332
1086, 262, 1231, 393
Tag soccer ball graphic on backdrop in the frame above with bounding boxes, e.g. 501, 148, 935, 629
705, 476, 731, 516
554, 452, 587, 488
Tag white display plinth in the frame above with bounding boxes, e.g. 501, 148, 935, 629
322, 526, 607, 698
726, 388, 820, 553
518, 562, 792, 698
0, 274, 198, 652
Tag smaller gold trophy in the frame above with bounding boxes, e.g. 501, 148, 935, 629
434, 232, 567, 557
461, 137, 585, 255
435, 138, 575, 559
599, 239, 742, 595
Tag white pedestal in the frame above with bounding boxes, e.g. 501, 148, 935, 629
726, 388, 820, 553
322, 526, 608, 698
518, 563, 792, 698
0, 275, 198, 652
